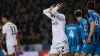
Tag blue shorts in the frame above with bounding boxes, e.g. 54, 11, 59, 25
93, 42, 100, 55
69, 44, 77, 52
70, 46, 77, 52
76, 45, 82, 53
82, 43, 94, 54
0, 49, 3, 56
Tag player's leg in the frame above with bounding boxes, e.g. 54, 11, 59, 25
94, 54, 100, 56
7, 46, 16, 56
81, 51, 87, 56
50, 53, 59, 56
62, 52, 70, 56
75, 53, 80, 56
49, 44, 59, 56
9, 53, 15, 56
87, 54, 92, 56
61, 41, 70, 56
71, 52, 74, 56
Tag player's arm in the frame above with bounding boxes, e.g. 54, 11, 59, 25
16, 26, 21, 52
87, 14, 95, 43
16, 32, 20, 46
52, 4, 65, 20
88, 21, 95, 40
0, 34, 6, 44
43, 8, 52, 18
0, 26, 7, 55
0, 25, 6, 45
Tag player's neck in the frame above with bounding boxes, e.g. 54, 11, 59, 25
88, 10, 93, 12
77, 17, 82, 21
5, 20, 9, 24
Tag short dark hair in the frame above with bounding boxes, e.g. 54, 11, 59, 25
2, 15, 10, 20
74, 10, 82, 17
87, 1, 95, 10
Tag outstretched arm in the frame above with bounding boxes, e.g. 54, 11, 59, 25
52, 4, 65, 20
43, 8, 51, 18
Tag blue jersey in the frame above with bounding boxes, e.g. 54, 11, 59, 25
0, 34, 3, 56
78, 18, 88, 42
87, 10, 100, 42
65, 24, 82, 46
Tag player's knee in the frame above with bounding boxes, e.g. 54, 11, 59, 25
81, 51, 87, 56
62, 52, 70, 56
49, 53, 59, 56
9, 53, 15, 56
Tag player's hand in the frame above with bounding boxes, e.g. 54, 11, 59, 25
83, 40, 86, 44
57, 3, 63, 9
17, 45, 21, 52
87, 37, 91, 43
2, 49, 7, 56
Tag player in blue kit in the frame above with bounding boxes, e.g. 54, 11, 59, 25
65, 24, 79, 56
65, 17, 81, 56
74, 10, 89, 56
81, 1, 100, 56
0, 24, 7, 56
0, 27, 3, 56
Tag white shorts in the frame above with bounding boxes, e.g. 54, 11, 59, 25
7, 46, 16, 55
50, 40, 69, 54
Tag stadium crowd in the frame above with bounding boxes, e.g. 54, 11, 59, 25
0, 0, 100, 45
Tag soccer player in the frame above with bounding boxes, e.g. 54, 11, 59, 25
0, 25, 4, 56
74, 10, 89, 56
0, 15, 21, 56
0, 25, 7, 56
43, 3, 69, 56
65, 23, 79, 56
81, 1, 100, 56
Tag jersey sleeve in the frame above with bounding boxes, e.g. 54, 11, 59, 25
43, 8, 52, 19
87, 13, 95, 23
52, 6, 65, 20
2, 25, 7, 34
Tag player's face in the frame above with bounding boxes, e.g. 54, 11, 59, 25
2, 17, 6, 24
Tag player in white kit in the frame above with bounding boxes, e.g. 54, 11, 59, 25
43, 3, 69, 56
0, 15, 21, 56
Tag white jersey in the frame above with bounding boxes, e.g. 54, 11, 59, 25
43, 6, 68, 44
2, 22, 18, 46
